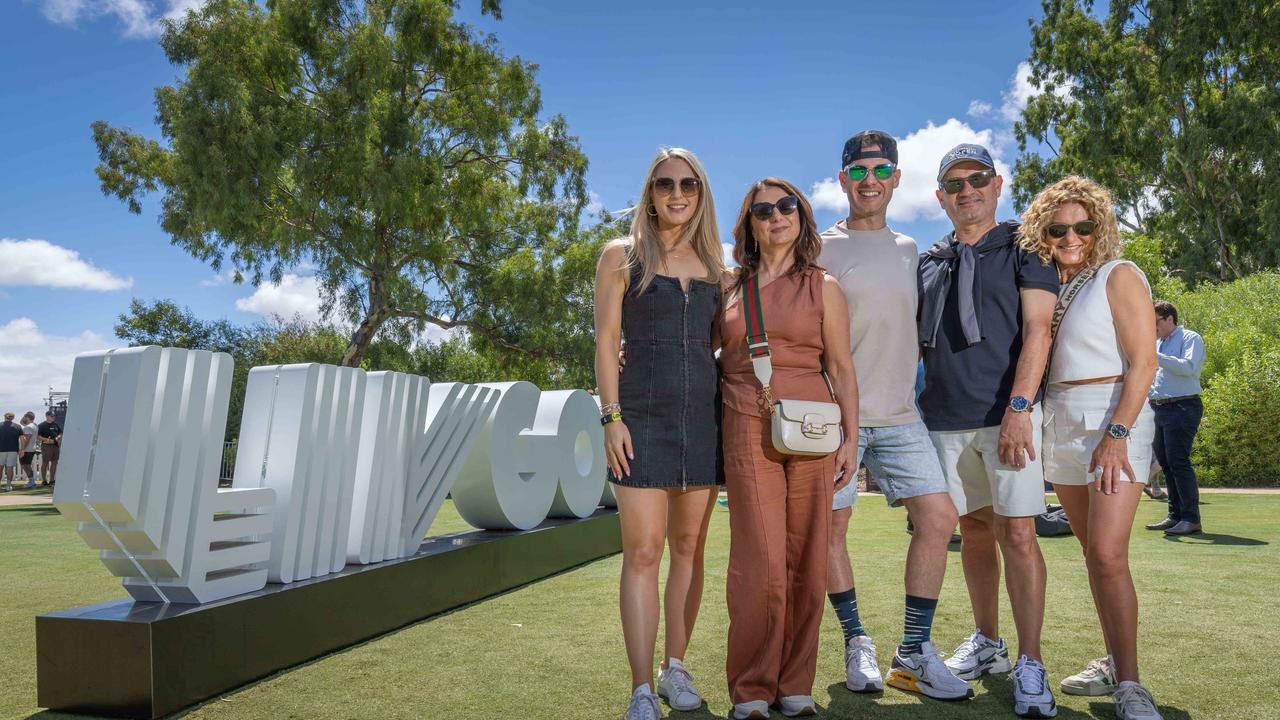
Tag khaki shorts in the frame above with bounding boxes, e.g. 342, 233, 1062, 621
1043, 382, 1156, 486
929, 406, 1047, 518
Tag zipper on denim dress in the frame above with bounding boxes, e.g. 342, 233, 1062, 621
681, 289, 689, 490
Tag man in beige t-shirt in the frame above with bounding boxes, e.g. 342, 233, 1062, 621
817, 130, 969, 701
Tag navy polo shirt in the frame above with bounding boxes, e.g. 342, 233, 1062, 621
918, 221, 1059, 431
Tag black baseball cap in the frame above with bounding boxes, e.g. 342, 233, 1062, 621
842, 130, 898, 168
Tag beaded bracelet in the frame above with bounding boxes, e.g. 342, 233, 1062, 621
600, 402, 621, 415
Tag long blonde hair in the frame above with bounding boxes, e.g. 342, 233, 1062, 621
1018, 175, 1124, 269
625, 148, 724, 294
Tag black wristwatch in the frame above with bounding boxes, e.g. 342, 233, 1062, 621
1106, 423, 1130, 439
1009, 395, 1032, 413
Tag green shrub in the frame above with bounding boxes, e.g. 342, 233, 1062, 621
1158, 271, 1280, 382
1196, 348, 1280, 487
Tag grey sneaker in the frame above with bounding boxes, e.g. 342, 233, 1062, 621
887, 640, 974, 701
1012, 655, 1057, 718
945, 629, 1012, 680
845, 635, 883, 692
623, 684, 661, 720
776, 695, 816, 717
1060, 656, 1118, 696
657, 659, 701, 711
1114, 681, 1163, 720
732, 700, 769, 719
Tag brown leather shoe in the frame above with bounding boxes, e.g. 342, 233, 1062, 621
1145, 517, 1177, 531
1164, 520, 1202, 536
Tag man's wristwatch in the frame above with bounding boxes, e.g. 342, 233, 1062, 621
1009, 395, 1032, 413
1106, 423, 1130, 439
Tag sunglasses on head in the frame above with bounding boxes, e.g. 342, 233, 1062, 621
938, 169, 997, 194
652, 176, 702, 196
749, 195, 800, 221
845, 163, 896, 181
1046, 220, 1098, 238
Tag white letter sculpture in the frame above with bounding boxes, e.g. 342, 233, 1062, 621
452, 383, 605, 529
232, 364, 365, 583
53, 347, 275, 603
53, 347, 606, 604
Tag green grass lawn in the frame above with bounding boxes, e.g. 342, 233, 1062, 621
3, 493, 1278, 720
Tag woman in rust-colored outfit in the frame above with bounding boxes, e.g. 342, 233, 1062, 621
719, 178, 860, 719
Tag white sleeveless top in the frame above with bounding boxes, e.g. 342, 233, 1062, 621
1048, 259, 1150, 384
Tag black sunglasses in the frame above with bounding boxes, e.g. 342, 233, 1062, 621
749, 195, 800, 221
653, 176, 702, 196
938, 169, 997, 194
1046, 220, 1098, 238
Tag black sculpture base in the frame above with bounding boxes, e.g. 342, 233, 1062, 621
37, 510, 621, 719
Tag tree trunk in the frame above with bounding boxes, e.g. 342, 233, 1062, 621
342, 307, 389, 367
1212, 211, 1241, 280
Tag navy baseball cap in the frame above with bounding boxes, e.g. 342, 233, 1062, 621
937, 143, 995, 180
842, 130, 898, 168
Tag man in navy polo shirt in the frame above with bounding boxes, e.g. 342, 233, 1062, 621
918, 144, 1060, 718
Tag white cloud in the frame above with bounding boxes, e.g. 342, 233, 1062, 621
235, 274, 329, 323
198, 270, 236, 288
0, 318, 108, 414
967, 100, 994, 118
721, 242, 736, 268
35, 0, 208, 39
585, 190, 605, 218
809, 177, 847, 213
0, 238, 133, 291
998, 61, 1076, 123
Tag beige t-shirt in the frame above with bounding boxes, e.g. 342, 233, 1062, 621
819, 221, 921, 427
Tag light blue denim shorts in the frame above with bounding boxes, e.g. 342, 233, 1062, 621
833, 421, 949, 509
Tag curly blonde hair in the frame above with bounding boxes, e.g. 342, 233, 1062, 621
1018, 175, 1123, 269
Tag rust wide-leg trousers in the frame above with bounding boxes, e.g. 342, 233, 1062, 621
723, 407, 835, 704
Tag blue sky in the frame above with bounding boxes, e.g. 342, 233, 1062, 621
0, 0, 1050, 411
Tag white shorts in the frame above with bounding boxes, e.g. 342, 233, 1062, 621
930, 405, 1047, 518
1043, 382, 1155, 486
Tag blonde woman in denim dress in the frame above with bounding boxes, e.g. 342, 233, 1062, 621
594, 148, 726, 720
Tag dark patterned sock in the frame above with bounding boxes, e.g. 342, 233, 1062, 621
828, 589, 866, 644
900, 594, 939, 656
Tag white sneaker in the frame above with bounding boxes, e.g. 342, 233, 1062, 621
1114, 681, 1163, 720
845, 635, 883, 692
623, 684, 661, 720
887, 640, 974, 701
1012, 655, 1058, 718
731, 700, 769, 719
657, 658, 701, 711
945, 629, 1012, 680
776, 695, 816, 717
1060, 655, 1118, 696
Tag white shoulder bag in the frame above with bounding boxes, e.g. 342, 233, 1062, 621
742, 273, 843, 457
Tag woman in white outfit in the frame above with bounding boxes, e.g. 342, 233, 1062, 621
1019, 176, 1164, 720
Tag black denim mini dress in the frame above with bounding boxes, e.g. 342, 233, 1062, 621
611, 264, 723, 489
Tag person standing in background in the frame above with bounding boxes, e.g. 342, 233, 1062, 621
38, 411, 63, 487
1144, 301, 1206, 536
0, 412, 23, 491
19, 412, 38, 489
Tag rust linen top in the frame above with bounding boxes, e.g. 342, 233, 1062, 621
720, 267, 832, 417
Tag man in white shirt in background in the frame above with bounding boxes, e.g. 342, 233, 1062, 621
817, 130, 972, 702
1145, 300, 1206, 536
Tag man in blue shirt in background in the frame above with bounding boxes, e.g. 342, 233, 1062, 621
1145, 300, 1206, 536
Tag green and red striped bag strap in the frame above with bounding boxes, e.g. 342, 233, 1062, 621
742, 273, 775, 410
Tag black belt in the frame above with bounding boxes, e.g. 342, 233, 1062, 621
1150, 394, 1199, 406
